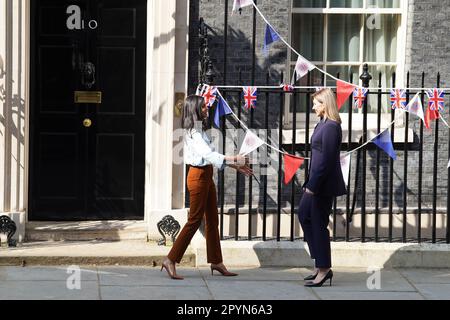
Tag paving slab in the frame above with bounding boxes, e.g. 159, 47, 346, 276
0, 281, 99, 300
0, 266, 98, 281
97, 266, 205, 287
412, 284, 450, 300
100, 285, 213, 300
205, 280, 317, 300
299, 268, 416, 292
314, 291, 425, 300
398, 269, 450, 284
199, 267, 304, 281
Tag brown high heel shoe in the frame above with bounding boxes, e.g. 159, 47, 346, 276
161, 259, 184, 280
210, 264, 238, 277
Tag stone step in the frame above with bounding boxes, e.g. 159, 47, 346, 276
0, 240, 195, 267
25, 221, 148, 242
191, 234, 450, 269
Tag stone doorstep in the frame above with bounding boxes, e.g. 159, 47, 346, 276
25, 221, 148, 242
191, 233, 450, 269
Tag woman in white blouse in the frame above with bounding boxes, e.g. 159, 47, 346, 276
161, 95, 253, 280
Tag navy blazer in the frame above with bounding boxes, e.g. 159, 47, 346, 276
304, 118, 347, 197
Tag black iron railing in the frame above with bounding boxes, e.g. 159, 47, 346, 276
195, 6, 450, 244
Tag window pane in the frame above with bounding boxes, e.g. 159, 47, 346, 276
327, 15, 361, 61
330, 0, 363, 8
293, 0, 326, 8
367, 0, 400, 8
364, 14, 398, 62
291, 14, 324, 62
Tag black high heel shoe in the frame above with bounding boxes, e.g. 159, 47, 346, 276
303, 272, 318, 281
304, 270, 333, 287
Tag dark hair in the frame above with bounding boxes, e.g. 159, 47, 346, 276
181, 95, 208, 133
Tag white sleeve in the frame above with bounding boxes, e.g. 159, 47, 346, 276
190, 131, 226, 170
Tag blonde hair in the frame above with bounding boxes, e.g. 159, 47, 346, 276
312, 88, 342, 124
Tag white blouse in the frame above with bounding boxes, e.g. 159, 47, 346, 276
184, 129, 225, 170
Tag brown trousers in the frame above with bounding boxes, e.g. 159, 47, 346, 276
168, 165, 223, 264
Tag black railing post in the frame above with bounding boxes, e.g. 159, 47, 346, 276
418, 72, 425, 243
198, 18, 215, 84
432, 73, 440, 243
389, 73, 396, 242
360, 64, 372, 243
403, 72, 410, 243
375, 72, 382, 242
277, 72, 284, 242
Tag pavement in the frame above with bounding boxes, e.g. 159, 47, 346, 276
1, 265, 450, 300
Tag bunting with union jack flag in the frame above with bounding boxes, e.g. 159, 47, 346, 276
426, 88, 445, 112
353, 88, 368, 109
243, 86, 258, 109
281, 84, 294, 93
390, 89, 407, 110
202, 85, 218, 108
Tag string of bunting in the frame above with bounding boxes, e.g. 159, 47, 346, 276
194, 0, 450, 184
198, 84, 445, 185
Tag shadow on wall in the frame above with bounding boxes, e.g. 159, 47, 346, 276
0, 53, 26, 152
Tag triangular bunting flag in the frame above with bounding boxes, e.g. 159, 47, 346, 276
294, 55, 315, 81
283, 154, 304, 185
232, 0, 253, 13
263, 24, 280, 55
372, 130, 397, 160
337, 80, 357, 110
340, 154, 351, 187
425, 105, 440, 130
214, 96, 233, 128
405, 92, 425, 125
239, 130, 265, 156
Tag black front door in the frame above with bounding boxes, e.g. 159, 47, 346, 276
30, 0, 147, 220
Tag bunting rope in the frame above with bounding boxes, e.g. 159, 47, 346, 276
244, 1, 450, 92
202, 0, 450, 168
214, 88, 430, 161
213, 85, 450, 92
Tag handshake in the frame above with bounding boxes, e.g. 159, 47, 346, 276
225, 155, 253, 177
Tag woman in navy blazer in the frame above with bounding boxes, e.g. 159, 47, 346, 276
298, 88, 347, 287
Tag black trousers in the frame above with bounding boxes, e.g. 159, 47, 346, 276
297, 191, 333, 269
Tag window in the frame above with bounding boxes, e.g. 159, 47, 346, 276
283, 0, 410, 143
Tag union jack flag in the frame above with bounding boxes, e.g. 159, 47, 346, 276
390, 89, 407, 110
202, 85, 218, 107
426, 88, 445, 112
243, 86, 257, 109
353, 88, 368, 109
281, 84, 294, 93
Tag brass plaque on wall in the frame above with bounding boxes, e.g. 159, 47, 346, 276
74, 91, 102, 104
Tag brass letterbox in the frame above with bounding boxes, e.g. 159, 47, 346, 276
74, 91, 102, 104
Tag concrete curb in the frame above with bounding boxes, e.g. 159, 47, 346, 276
0, 255, 196, 267
0, 241, 195, 267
